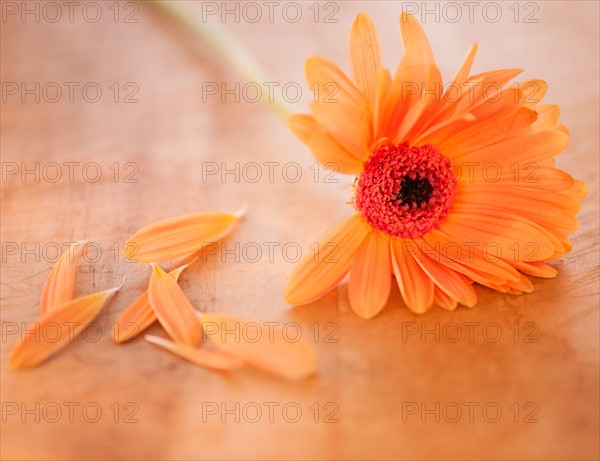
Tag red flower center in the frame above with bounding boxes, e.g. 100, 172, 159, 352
355, 143, 457, 238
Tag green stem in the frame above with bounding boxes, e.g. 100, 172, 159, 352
148, 0, 293, 120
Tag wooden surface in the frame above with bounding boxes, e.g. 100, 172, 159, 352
1, 1, 599, 459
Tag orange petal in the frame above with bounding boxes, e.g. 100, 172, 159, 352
399, 12, 436, 64
348, 232, 392, 319
464, 166, 574, 192
145, 335, 243, 371
306, 56, 372, 161
517, 79, 548, 105
199, 313, 317, 380
39, 241, 86, 315
148, 265, 203, 346
374, 67, 392, 139
284, 214, 370, 305
433, 287, 458, 311
385, 13, 443, 143
125, 210, 242, 263
452, 191, 579, 245
449, 43, 478, 90
454, 130, 569, 165
414, 111, 476, 146
287, 114, 365, 174
562, 179, 588, 200
507, 260, 557, 279
440, 107, 538, 155
113, 262, 192, 344
531, 104, 560, 132
10, 285, 122, 369
422, 229, 522, 282
390, 238, 434, 314
452, 68, 524, 115
504, 274, 535, 294
413, 236, 515, 287
439, 211, 556, 262
348, 13, 381, 108
425, 43, 477, 127
412, 246, 477, 308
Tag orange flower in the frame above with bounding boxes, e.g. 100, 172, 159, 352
285, 13, 586, 317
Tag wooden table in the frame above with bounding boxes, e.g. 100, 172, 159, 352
1, 1, 598, 459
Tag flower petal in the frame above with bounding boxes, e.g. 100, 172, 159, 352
433, 287, 458, 311
284, 214, 370, 305
452, 190, 579, 244
449, 43, 478, 90
199, 313, 317, 380
348, 231, 392, 319
113, 262, 192, 343
531, 104, 560, 132
507, 260, 557, 279
348, 13, 381, 108
125, 211, 242, 264
287, 114, 365, 174
440, 107, 538, 155
10, 285, 121, 369
439, 211, 556, 262
454, 130, 569, 165
452, 68, 524, 115
40, 241, 86, 315
422, 230, 522, 282
412, 246, 477, 307
425, 43, 477, 127
306, 56, 372, 161
145, 335, 243, 371
563, 179, 588, 200
384, 13, 443, 143
390, 238, 434, 314
148, 265, 203, 346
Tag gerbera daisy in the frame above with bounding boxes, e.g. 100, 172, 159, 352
284, 12, 587, 318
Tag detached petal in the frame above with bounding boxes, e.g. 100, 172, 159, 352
10, 285, 121, 369
40, 241, 86, 315
284, 214, 370, 305
113, 262, 192, 343
145, 335, 243, 371
199, 313, 317, 380
125, 211, 242, 263
148, 266, 203, 346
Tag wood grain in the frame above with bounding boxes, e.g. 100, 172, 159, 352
1, 1, 598, 459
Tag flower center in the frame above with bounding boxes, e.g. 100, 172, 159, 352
355, 143, 457, 238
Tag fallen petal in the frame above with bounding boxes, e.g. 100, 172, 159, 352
148, 265, 203, 346
10, 284, 122, 370
40, 240, 86, 315
199, 313, 318, 380
124, 210, 244, 263
113, 262, 193, 344
145, 335, 243, 370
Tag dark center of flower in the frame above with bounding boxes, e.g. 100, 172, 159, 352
354, 143, 457, 238
395, 174, 434, 210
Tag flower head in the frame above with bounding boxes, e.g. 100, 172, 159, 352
285, 13, 586, 317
